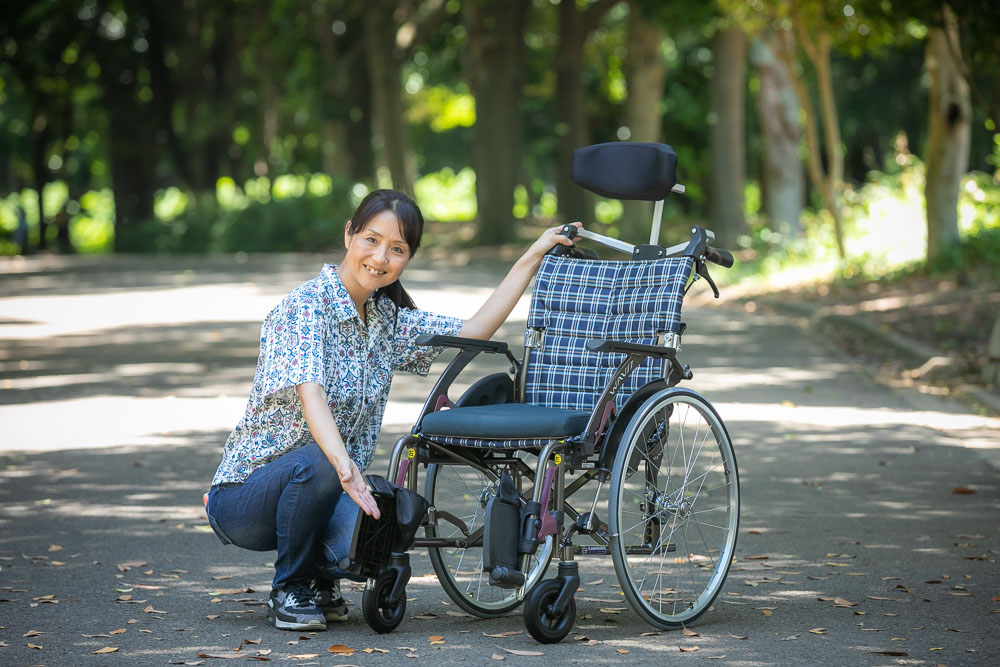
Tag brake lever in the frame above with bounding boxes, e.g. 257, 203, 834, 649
696, 260, 720, 298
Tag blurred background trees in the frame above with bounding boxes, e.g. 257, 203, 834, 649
0, 0, 997, 267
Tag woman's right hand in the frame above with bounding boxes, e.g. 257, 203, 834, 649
337, 457, 381, 520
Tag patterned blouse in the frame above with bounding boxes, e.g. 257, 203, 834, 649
211, 264, 463, 486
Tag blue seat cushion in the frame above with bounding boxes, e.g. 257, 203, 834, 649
420, 404, 590, 440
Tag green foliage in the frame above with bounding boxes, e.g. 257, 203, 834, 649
733, 158, 1000, 286
122, 178, 356, 254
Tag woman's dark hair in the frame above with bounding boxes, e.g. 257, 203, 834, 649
346, 189, 423, 312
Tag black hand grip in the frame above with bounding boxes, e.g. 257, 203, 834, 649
545, 224, 579, 256
704, 246, 734, 268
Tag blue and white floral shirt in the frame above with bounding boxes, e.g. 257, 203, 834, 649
211, 264, 462, 486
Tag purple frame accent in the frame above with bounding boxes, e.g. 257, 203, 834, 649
594, 399, 616, 442
434, 394, 451, 412
395, 458, 410, 487
537, 466, 557, 539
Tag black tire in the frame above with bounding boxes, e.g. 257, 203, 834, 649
424, 461, 554, 618
362, 570, 406, 634
608, 388, 739, 629
523, 578, 575, 644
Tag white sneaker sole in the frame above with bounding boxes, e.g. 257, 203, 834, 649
266, 607, 327, 631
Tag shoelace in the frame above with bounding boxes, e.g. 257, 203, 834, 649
284, 587, 316, 610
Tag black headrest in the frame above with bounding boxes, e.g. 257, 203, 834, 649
570, 142, 678, 201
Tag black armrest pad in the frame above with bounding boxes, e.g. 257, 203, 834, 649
586, 339, 675, 359
416, 334, 510, 355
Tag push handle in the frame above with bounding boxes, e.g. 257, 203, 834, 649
704, 247, 734, 268
545, 224, 580, 256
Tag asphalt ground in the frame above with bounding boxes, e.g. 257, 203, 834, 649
1, 253, 998, 666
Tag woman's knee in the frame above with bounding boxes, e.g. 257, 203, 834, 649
289, 444, 342, 497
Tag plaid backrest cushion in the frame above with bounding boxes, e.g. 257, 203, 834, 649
524, 254, 694, 412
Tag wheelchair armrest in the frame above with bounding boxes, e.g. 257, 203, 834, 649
417, 334, 510, 356
586, 338, 676, 359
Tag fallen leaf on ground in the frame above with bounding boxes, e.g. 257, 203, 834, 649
48, 545, 62, 552
363, 648, 389, 654
682, 627, 699, 637
729, 634, 747, 640
745, 555, 769, 560
491, 653, 506, 660
679, 645, 699, 652
483, 631, 522, 638
116, 561, 148, 571
289, 655, 318, 660
761, 610, 773, 616
833, 597, 856, 607
328, 644, 354, 655
951, 486, 975, 494
93, 647, 119, 654
27, 643, 43, 649
144, 605, 167, 614
23, 630, 44, 637
586, 579, 604, 585
871, 650, 907, 656
809, 628, 826, 634
616, 649, 630, 654
109, 628, 127, 635
411, 613, 438, 620
499, 647, 544, 656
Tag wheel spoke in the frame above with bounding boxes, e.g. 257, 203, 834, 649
610, 391, 739, 629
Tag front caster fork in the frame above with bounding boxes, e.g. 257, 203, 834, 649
362, 553, 412, 634
547, 561, 580, 618
524, 561, 579, 644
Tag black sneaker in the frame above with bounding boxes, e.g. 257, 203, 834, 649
313, 580, 348, 623
267, 582, 326, 631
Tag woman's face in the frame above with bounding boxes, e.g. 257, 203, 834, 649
342, 210, 412, 296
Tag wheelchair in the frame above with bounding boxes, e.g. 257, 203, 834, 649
360, 142, 739, 644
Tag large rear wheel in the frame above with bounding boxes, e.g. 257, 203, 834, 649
608, 388, 739, 629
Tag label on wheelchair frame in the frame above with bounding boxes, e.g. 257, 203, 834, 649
554, 454, 562, 465
579, 545, 608, 555
407, 447, 416, 459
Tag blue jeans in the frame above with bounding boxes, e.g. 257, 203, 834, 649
206, 443, 361, 588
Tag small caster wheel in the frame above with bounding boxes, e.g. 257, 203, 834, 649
362, 570, 406, 633
523, 579, 575, 644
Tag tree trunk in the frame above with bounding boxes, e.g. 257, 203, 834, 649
777, 20, 846, 259
984, 312, 1000, 387
363, 0, 415, 193
555, 3, 591, 226
315, 7, 355, 182
708, 26, 747, 249
554, 0, 617, 226
925, 6, 971, 263
30, 108, 50, 251
750, 32, 803, 236
466, 0, 529, 245
620, 10, 666, 242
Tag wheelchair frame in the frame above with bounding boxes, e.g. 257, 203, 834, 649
360, 143, 740, 643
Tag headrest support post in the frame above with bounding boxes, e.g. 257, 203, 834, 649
649, 199, 664, 245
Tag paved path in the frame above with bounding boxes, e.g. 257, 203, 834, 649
1, 254, 997, 666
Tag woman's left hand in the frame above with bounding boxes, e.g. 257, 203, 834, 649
526, 221, 582, 261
